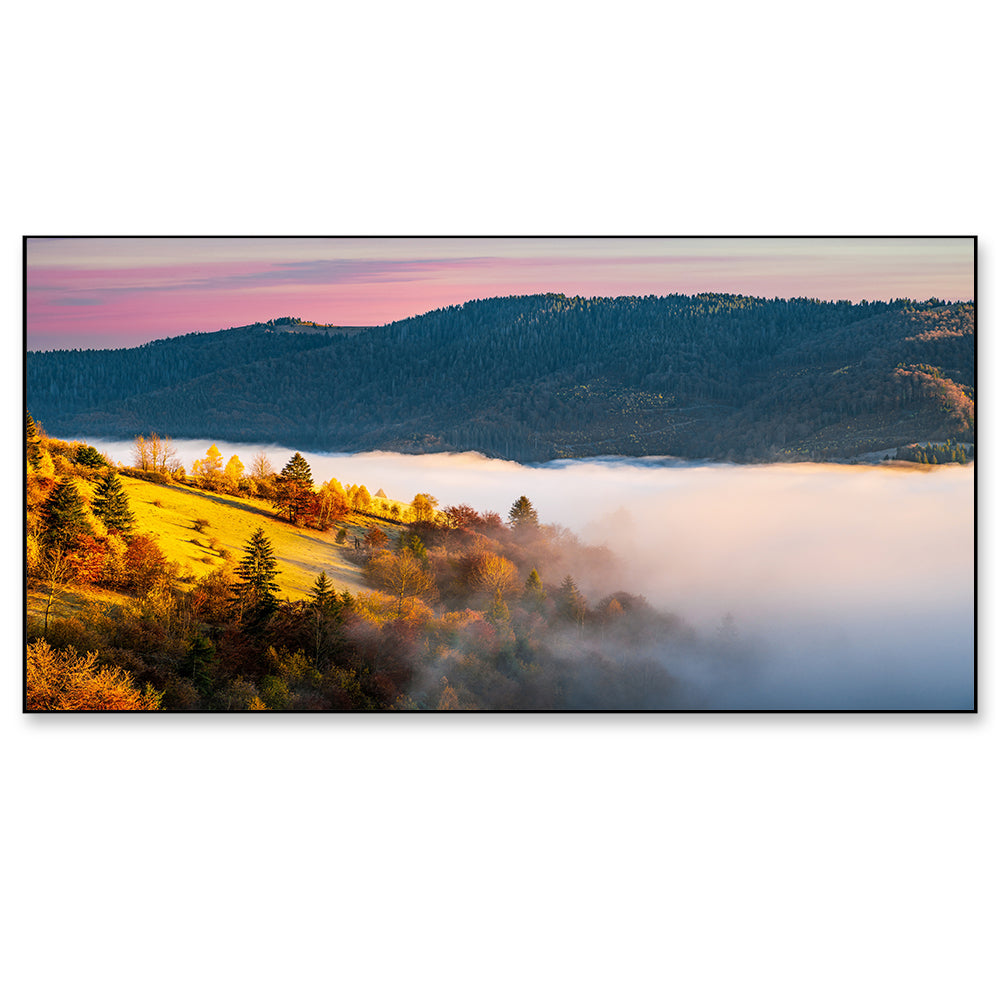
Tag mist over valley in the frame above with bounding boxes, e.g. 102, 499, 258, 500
85, 440, 975, 709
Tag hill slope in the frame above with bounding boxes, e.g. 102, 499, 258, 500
27, 293, 975, 461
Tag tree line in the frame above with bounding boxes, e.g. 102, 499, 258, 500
27, 293, 975, 463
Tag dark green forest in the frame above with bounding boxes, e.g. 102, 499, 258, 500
27, 293, 975, 462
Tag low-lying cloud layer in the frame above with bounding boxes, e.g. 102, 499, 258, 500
94, 440, 975, 709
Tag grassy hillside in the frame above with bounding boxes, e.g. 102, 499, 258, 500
116, 475, 394, 599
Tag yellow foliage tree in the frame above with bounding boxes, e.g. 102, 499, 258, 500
223, 454, 244, 490
366, 550, 436, 618
437, 677, 460, 710
26, 640, 162, 711
192, 444, 224, 488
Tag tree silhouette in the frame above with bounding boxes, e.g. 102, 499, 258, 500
557, 575, 587, 628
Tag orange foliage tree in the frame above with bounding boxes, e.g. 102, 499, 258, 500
26, 640, 162, 711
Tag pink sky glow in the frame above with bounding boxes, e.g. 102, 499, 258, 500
26, 237, 974, 351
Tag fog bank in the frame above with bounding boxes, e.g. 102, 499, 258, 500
91, 440, 974, 709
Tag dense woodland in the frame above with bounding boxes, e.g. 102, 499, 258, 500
27, 293, 975, 462
27, 418, 722, 711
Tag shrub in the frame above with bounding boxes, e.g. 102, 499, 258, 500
27, 639, 162, 711
122, 534, 169, 596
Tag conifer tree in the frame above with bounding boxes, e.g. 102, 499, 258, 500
280, 452, 314, 486
524, 568, 546, 609
310, 570, 336, 616
41, 479, 92, 550
557, 575, 587, 628
508, 495, 539, 531
309, 570, 345, 668
26, 410, 42, 468
75, 444, 106, 469
274, 453, 315, 524
229, 528, 280, 626
92, 468, 135, 536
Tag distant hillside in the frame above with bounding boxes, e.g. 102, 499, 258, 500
27, 293, 975, 462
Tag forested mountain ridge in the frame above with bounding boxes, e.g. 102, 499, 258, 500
27, 293, 975, 462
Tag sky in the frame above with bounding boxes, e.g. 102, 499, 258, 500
25, 236, 975, 351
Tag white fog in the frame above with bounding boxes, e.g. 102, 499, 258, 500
92, 439, 975, 709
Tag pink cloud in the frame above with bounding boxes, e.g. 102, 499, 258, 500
26, 238, 974, 351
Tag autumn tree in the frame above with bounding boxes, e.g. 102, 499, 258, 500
437, 677, 460, 710
443, 504, 482, 530
223, 454, 245, 491
472, 553, 521, 602
27, 639, 163, 711
92, 467, 135, 536
26, 410, 42, 468
248, 451, 276, 498
315, 480, 350, 529
364, 525, 388, 550
366, 549, 436, 617
192, 444, 225, 489
122, 535, 170, 596
411, 493, 438, 522
38, 545, 72, 636
146, 433, 179, 474
250, 451, 275, 481
132, 435, 151, 471
349, 484, 372, 513
229, 527, 281, 626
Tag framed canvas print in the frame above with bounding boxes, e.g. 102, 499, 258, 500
23, 236, 975, 711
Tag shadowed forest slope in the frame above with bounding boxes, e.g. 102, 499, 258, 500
28, 294, 974, 461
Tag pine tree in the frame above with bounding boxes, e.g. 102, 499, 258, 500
75, 444, 106, 469
557, 575, 587, 628
310, 570, 337, 616
92, 468, 135, 536
508, 495, 539, 530
274, 453, 315, 524
524, 568, 546, 609
26, 410, 42, 468
228, 528, 280, 626
41, 479, 92, 550
280, 452, 314, 486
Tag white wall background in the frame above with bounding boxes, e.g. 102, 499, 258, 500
6, 4, 994, 998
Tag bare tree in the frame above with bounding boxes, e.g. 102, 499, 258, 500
249, 451, 274, 481
40, 545, 71, 636
132, 435, 151, 471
